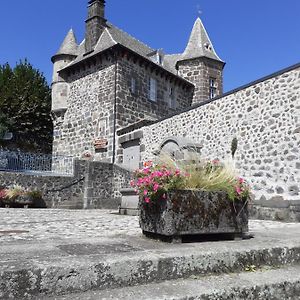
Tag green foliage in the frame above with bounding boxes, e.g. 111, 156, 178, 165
0, 60, 53, 153
231, 137, 238, 158
245, 265, 257, 272
157, 152, 250, 202
0, 112, 9, 139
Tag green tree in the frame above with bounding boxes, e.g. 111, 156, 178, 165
0, 112, 9, 139
0, 60, 53, 153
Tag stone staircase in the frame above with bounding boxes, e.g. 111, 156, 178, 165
44, 265, 300, 299
2, 235, 300, 299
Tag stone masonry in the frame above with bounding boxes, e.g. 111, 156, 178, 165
0, 160, 131, 209
118, 64, 300, 221
178, 57, 224, 104
51, 1, 222, 163
53, 55, 193, 161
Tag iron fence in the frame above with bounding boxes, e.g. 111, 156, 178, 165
0, 151, 74, 176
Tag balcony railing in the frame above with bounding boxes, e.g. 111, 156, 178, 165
0, 151, 74, 176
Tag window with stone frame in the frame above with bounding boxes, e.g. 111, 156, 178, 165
96, 118, 107, 137
148, 77, 157, 102
209, 77, 217, 99
168, 85, 177, 109
130, 77, 137, 94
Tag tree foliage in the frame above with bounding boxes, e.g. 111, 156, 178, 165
0, 112, 9, 139
0, 60, 53, 153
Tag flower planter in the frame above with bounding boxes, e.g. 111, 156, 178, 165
11, 195, 33, 208
139, 190, 249, 242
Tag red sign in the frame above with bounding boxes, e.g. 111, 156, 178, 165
94, 139, 108, 150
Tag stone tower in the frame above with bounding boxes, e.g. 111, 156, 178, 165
51, 29, 78, 114
85, 0, 107, 53
177, 18, 225, 105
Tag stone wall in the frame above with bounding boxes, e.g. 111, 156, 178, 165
52, 57, 116, 161
116, 56, 193, 129
178, 57, 224, 105
53, 51, 194, 163
119, 64, 300, 221
0, 160, 131, 209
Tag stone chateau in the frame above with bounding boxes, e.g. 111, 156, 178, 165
50, 0, 300, 219
51, 0, 224, 166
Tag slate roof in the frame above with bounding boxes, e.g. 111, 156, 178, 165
52, 29, 78, 61
58, 18, 222, 75
66, 22, 158, 69
163, 54, 182, 74
181, 18, 223, 62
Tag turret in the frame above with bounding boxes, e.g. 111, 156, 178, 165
51, 29, 78, 113
85, 0, 107, 53
177, 18, 225, 105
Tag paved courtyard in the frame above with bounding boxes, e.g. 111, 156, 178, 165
1, 208, 300, 243
1, 208, 300, 299
0, 209, 140, 243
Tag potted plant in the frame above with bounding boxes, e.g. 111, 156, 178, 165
131, 154, 250, 242
26, 190, 46, 208
0, 187, 8, 207
5, 185, 31, 208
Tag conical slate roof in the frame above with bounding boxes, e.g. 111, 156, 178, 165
181, 17, 222, 62
53, 29, 78, 59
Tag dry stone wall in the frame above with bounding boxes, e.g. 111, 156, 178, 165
130, 65, 300, 213
0, 160, 131, 209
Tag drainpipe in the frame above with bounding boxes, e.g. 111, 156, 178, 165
112, 52, 118, 164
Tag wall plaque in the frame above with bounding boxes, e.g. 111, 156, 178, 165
94, 138, 108, 150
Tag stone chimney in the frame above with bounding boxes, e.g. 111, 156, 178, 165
85, 0, 107, 53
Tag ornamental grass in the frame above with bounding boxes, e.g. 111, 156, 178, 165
131, 152, 250, 203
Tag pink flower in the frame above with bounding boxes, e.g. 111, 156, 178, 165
144, 197, 150, 203
143, 190, 148, 196
212, 159, 220, 165
143, 167, 150, 174
239, 177, 244, 184
175, 169, 180, 176
164, 170, 171, 176
236, 186, 242, 195
137, 178, 144, 185
153, 183, 160, 192
130, 180, 135, 187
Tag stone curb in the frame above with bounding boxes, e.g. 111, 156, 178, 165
1, 243, 300, 299
43, 265, 300, 300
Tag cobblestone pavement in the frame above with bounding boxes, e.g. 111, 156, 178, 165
0, 209, 140, 243
0, 208, 300, 243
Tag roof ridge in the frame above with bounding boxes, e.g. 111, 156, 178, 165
107, 22, 154, 52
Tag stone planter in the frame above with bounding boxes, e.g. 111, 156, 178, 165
139, 190, 249, 242
11, 195, 33, 208
119, 188, 139, 216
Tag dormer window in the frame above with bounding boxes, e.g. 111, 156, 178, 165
147, 50, 164, 65
209, 78, 217, 99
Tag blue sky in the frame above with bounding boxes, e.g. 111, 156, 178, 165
0, 0, 300, 92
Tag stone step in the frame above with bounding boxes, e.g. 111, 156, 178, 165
43, 264, 300, 300
1, 239, 300, 299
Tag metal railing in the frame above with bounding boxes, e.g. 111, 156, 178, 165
0, 151, 74, 176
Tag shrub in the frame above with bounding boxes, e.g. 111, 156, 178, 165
132, 152, 250, 203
